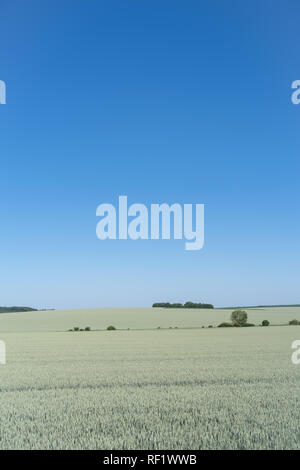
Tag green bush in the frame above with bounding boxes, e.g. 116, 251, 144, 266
69, 326, 91, 331
107, 325, 116, 330
218, 322, 233, 328
261, 320, 270, 326
289, 319, 300, 325
243, 323, 255, 327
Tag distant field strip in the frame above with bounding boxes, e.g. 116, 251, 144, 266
0, 306, 300, 331
1, 375, 296, 394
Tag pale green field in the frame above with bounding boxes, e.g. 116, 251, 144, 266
0, 306, 300, 332
0, 324, 300, 449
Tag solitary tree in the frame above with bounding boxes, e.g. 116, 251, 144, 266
231, 310, 248, 327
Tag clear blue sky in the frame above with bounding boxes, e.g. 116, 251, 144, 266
0, 0, 299, 309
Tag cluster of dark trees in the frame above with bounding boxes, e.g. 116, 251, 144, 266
0, 306, 37, 314
152, 302, 214, 309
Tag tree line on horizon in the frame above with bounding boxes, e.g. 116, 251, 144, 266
0, 306, 37, 314
152, 302, 214, 309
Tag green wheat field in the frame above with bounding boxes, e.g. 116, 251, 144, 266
0, 307, 300, 449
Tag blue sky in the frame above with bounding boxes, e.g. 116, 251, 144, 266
0, 0, 299, 309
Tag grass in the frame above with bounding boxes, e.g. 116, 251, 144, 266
0, 306, 300, 332
0, 326, 300, 449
